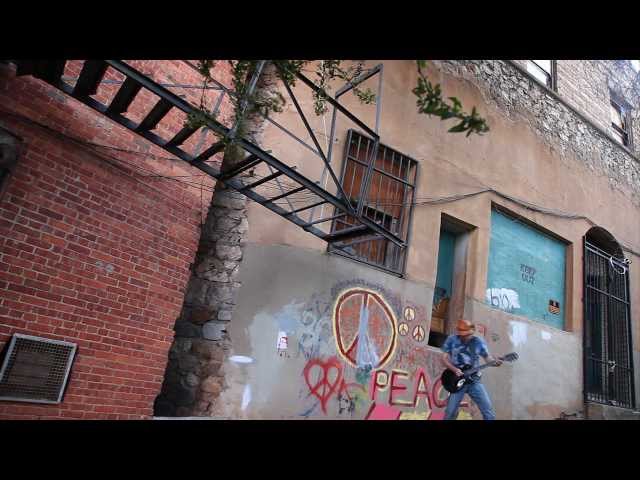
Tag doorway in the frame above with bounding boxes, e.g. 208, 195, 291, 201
583, 227, 635, 409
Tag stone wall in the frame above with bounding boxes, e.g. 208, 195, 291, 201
435, 60, 640, 209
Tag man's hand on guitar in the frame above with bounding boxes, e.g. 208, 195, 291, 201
452, 367, 464, 377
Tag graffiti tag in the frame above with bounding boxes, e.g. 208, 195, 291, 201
486, 288, 521, 311
520, 264, 536, 285
303, 356, 365, 415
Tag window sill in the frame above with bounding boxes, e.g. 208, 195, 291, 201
327, 248, 405, 278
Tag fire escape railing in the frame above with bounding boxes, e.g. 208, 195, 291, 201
8, 60, 405, 250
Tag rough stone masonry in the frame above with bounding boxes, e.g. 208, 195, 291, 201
434, 60, 640, 207
154, 185, 249, 417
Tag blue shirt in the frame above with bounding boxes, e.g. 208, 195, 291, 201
442, 335, 490, 369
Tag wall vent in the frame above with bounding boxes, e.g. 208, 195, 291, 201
0, 334, 77, 404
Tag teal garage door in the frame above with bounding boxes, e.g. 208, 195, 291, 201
486, 208, 566, 329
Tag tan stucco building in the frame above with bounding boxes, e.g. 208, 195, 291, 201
211, 60, 640, 420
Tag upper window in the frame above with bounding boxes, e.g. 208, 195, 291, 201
329, 130, 417, 275
610, 98, 631, 147
526, 60, 556, 90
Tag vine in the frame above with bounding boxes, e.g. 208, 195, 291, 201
185, 59, 490, 143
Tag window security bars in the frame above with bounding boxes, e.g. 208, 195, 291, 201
583, 240, 635, 410
329, 130, 417, 275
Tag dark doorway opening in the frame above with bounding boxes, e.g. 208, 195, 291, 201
428, 215, 473, 348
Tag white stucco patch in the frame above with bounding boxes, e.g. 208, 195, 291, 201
241, 384, 251, 411
509, 321, 528, 347
541, 331, 551, 341
230, 355, 254, 364
276, 331, 288, 350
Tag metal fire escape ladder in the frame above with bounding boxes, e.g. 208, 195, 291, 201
10, 60, 406, 248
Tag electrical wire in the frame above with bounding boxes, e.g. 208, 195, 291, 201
0, 108, 218, 209
3, 106, 637, 257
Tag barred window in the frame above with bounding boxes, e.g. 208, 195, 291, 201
329, 130, 417, 275
526, 60, 556, 90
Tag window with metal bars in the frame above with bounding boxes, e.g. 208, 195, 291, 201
329, 130, 417, 275
525, 60, 556, 90
583, 237, 635, 409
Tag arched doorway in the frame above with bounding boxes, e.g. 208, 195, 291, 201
583, 227, 635, 409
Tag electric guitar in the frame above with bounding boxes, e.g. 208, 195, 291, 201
440, 352, 519, 393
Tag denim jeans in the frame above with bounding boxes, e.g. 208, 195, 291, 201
444, 381, 496, 420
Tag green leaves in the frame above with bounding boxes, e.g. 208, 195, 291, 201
414, 60, 489, 137
185, 59, 490, 144
309, 60, 377, 116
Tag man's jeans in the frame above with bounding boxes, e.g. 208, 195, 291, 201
444, 381, 496, 420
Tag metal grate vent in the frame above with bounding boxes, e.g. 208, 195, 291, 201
0, 334, 77, 404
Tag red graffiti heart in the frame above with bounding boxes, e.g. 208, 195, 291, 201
303, 356, 344, 414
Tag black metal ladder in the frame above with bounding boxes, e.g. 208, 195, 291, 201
11, 60, 405, 249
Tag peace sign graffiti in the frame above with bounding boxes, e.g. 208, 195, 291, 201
333, 288, 397, 369
412, 325, 425, 342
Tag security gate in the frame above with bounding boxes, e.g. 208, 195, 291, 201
584, 239, 635, 409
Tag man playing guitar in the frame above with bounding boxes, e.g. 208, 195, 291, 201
441, 319, 502, 420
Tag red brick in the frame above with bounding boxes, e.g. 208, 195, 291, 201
38, 207, 64, 221
0, 60, 221, 420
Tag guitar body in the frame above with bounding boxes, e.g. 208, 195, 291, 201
441, 365, 473, 393
440, 352, 519, 394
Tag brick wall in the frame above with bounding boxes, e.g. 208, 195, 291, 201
555, 60, 611, 133
0, 61, 232, 419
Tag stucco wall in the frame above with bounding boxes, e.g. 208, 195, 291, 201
210, 244, 582, 419
226, 60, 639, 418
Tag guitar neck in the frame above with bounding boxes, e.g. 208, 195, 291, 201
465, 359, 501, 376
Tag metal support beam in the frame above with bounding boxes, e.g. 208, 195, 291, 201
283, 200, 327, 216
304, 213, 345, 227
73, 60, 108, 98
218, 154, 261, 180
193, 141, 225, 163
136, 98, 173, 132
165, 125, 199, 148
265, 186, 306, 204
22, 60, 404, 248
182, 60, 323, 159
106, 77, 142, 115
356, 136, 380, 216
238, 170, 283, 191
294, 71, 379, 140
227, 60, 266, 142
105, 61, 405, 247
279, 68, 354, 213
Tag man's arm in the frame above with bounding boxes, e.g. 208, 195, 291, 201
479, 339, 502, 366
441, 352, 463, 377
481, 352, 503, 366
